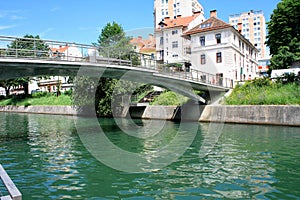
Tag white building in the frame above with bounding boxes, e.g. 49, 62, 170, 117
155, 12, 205, 64
29, 45, 81, 93
183, 10, 259, 83
154, 0, 204, 29
229, 10, 267, 59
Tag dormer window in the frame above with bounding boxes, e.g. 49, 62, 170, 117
215, 33, 221, 44
200, 23, 212, 28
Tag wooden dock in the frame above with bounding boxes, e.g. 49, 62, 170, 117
0, 165, 22, 200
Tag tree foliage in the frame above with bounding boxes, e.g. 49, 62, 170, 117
0, 35, 50, 96
7, 34, 50, 58
266, 0, 300, 69
72, 22, 147, 117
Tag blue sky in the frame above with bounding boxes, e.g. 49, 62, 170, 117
0, 0, 280, 44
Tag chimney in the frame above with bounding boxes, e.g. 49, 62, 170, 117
210, 10, 217, 18
237, 22, 242, 33
148, 34, 154, 41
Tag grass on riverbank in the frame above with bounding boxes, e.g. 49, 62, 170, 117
151, 91, 189, 106
224, 78, 300, 105
0, 93, 72, 106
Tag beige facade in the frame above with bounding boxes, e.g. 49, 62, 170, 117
229, 10, 267, 59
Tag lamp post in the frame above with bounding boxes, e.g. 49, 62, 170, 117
158, 20, 167, 64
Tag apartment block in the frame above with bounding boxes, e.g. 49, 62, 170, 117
229, 10, 267, 59
154, 0, 204, 29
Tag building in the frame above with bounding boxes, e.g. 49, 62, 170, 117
130, 34, 156, 55
130, 34, 156, 67
29, 45, 80, 93
155, 12, 205, 64
183, 10, 259, 83
154, 0, 204, 29
229, 10, 267, 59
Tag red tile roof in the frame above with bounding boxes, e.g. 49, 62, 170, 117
50, 45, 69, 53
184, 16, 232, 35
130, 35, 156, 53
156, 13, 200, 30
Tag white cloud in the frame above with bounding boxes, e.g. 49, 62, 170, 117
50, 7, 60, 12
10, 15, 25, 20
0, 25, 16, 30
0, 10, 25, 21
38, 28, 55, 38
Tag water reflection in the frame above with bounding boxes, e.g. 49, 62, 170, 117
0, 113, 299, 199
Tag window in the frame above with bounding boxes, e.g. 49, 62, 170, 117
172, 41, 178, 48
172, 30, 178, 35
215, 33, 221, 44
200, 36, 205, 46
201, 54, 206, 64
160, 37, 163, 45
216, 52, 222, 63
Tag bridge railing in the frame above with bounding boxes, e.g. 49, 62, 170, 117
157, 64, 233, 88
0, 35, 233, 89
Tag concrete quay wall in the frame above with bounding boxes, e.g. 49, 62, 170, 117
0, 105, 299, 126
0, 105, 76, 115
131, 105, 300, 126
199, 105, 300, 126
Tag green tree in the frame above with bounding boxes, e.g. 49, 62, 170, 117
6, 34, 50, 95
0, 79, 18, 96
266, 0, 300, 69
94, 22, 143, 116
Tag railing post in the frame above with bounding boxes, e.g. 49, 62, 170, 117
15, 40, 18, 58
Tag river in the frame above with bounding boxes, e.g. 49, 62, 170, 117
0, 112, 299, 199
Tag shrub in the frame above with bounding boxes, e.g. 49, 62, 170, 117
64, 89, 73, 96
151, 91, 189, 106
32, 91, 50, 98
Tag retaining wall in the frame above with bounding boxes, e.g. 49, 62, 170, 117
0, 105, 299, 126
0, 105, 76, 115
200, 105, 300, 126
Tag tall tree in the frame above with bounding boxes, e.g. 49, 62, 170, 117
266, 0, 300, 69
95, 22, 143, 116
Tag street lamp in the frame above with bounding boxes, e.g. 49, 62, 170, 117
158, 20, 167, 63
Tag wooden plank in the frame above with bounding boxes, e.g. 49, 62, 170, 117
0, 165, 21, 200
0, 195, 12, 200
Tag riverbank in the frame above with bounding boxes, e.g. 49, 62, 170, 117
0, 105, 299, 126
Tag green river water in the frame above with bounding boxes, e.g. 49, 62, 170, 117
0, 112, 299, 199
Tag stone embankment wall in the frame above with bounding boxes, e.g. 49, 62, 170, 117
199, 105, 300, 126
130, 105, 300, 126
0, 106, 76, 115
1, 105, 299, 126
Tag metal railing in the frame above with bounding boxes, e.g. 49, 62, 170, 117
0, 35, 233, 89
0, 165, 22, 200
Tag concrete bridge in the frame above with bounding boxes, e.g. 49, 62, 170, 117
0, 35, 233, 103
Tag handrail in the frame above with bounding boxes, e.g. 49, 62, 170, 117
0, 164, 22, 200
0, 35, 233, 89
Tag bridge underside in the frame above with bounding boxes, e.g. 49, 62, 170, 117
0, 58, 229, 104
